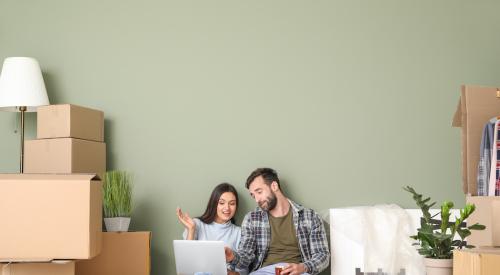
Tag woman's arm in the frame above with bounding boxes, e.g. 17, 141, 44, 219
176, 207, 196, 240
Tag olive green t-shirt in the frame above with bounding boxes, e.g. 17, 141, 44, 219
262, 209, 302, 267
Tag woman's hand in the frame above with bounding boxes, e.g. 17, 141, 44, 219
176, 207, 196, 239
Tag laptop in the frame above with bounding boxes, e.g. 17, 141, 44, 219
173, 240, 228, 275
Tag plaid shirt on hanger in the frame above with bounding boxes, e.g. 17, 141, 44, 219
232, 199, 330, 275
489, 120, 500, 196
477, 118, 496, 196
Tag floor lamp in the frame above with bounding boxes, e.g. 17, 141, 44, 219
0, 57, 50, 173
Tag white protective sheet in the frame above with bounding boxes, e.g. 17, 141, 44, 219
329, 205, 460, 275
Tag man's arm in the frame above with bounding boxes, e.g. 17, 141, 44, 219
230, 213, 257, 270
302, 212, 330, 275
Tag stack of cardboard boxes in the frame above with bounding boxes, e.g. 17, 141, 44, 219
0, 104, 105, 274
24, 104, 106, 177
452, 86, 500, 274
0, 104, 151, 275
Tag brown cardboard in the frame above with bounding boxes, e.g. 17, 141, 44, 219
24, 138, 106, 177
0, 174, 102, 261
452, 85, 500, 195
37, 104, 104, 142
0, 261, 75, 275
76, 232, 151, 275
466, 196, 500, 246
453, 248, 500, 275
492, 200, 500, 246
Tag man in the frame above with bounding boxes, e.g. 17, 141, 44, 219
225, 168, 330, 275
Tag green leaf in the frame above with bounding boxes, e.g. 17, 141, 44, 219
456, 228, 471, 239
468, 223, 486, 230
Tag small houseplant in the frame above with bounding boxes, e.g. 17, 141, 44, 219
404, 186, 485, 275
103, 170, 133, 232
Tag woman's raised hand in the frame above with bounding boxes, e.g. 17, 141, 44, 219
176, 207, 196, 232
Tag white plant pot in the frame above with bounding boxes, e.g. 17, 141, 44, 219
104, 217, 131, 232
424, 258, 452, 275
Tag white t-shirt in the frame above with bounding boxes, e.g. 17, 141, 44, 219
182, 218, 241, 251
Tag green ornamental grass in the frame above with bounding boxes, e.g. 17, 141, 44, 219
103, 170, 133, 218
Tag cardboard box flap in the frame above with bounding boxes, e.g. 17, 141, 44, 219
465, 247, 500, 255
66, 104, 103, 113
0, 174, 100, 181
452, 97, 462, 127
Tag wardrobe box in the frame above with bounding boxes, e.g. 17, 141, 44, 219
37, 104, 104, 142
454, 248, 500, 275
0, 261, 76, 275
76, 232, 151, 275
452, 85, 500, 195
24, 138, 106, 178
465, 196, 500, 247
0, 174, 102, 261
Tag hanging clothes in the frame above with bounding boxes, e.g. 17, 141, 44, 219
478, 117, 496, 196
489, 119, 500, 196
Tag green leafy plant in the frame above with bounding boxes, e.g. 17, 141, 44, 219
103, 170, 133, 218
404, 186, 485, 259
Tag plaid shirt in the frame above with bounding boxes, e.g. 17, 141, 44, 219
477, 119, 495, 195
232, 199, 330, 275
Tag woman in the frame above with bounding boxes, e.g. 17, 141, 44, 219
176, 182, 242, 256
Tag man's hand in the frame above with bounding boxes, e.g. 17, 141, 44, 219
281, 263, 307, 275
224, 247, 235, 262
227, 270, 239, 275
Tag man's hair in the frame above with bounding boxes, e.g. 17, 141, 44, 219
245, 167, 281, 189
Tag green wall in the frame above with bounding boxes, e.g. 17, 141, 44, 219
1, 1, 500, 274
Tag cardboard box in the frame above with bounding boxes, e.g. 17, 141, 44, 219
0, 261, 75, 275
76, 232, 151, 275
37, 104, 104, 142
24, 138, 106, 177
0, 174, 102, 261
465, 196, 500, 247
452, 85, 500, 195
453, 248, 500, 275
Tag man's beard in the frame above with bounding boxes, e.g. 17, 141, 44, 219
259, 192, 277, 211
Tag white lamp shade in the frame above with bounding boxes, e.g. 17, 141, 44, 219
0, 57, 50, 112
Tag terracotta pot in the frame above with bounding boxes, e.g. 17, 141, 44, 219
424, 258, 452, 275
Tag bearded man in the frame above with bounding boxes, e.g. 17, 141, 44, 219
225, 168, 330, 275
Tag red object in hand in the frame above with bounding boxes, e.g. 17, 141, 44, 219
275, 265, 284, 275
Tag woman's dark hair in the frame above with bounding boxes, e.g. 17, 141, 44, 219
198, 183, 239, 224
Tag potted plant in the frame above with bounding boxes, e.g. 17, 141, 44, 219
103, 170, 133, 232
404, 186, 485, 275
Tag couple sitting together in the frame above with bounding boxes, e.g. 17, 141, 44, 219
176, 168, 330, 275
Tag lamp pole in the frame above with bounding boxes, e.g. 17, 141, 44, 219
19, 106, 26, 173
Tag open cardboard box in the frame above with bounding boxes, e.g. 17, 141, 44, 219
453, 85, 500, 246
0, 174, 102, 261
452, 85, 500, 195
